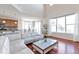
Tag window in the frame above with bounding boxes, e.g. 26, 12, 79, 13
22, 21, 32, 32
66, 25, 74, 33
66, 14, 75, 24
57, 17, 65, 33
22, 21, 41, 34
49, 14, 76, 34
34, 21, 41, 34
66, 14, 75, 33
49, 19, 56, 32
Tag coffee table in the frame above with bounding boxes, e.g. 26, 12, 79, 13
32, 38, 58, 54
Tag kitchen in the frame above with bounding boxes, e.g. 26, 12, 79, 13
0, 18, 19, 35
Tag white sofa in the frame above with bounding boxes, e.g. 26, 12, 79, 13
0, 36, 9, 54
0, 31, 43, 54
22, 32, 43, 44
5, 33, 34, 54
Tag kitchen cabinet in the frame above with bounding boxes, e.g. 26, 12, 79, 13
0, 18, 18, 27
10, 20, 18, 27
3, 19, 11, 27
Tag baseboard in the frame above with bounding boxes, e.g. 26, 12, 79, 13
47, 35, 75, 42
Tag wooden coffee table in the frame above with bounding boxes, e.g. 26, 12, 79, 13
32, 38, 58, 54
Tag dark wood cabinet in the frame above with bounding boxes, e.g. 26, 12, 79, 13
10, 20, 18, 27
3, 19, 11, 26
0, 18, 18, 28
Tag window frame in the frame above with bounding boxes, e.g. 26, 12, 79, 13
57, 16, 65, 33
22, 21, 41, 34
49, 19, 57, 32
49, 13, 75, 34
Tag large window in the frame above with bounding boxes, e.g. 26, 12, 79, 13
57, 17, 65, 33
49, 19, 56, 32
22, 21, 32, 32
22, 21, 41, 34
49, 14, 76, 34
34, 21, 41, 34
66, 14, 75, 33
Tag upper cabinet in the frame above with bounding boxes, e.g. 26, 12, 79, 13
0, 18, 18, 27
9, 20, 18, 27
2, 19, 11, 27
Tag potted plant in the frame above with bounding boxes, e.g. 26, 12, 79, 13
42, 24, 48, 42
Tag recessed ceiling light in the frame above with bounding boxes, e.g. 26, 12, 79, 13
2, 20, 6, 23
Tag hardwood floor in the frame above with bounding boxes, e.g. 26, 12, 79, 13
26, 37, 79, 54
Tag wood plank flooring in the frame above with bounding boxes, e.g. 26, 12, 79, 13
26, 37, 79, 54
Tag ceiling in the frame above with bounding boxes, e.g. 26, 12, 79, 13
0, 4, 79, 20
12, 4, 43, 17
0, 4, 44, 19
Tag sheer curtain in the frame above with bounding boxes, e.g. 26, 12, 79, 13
74, 14, 79, 41
34, 21, 41, 34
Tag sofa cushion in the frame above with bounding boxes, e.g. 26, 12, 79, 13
23, 37, 34, 43
0, 36, 9, 54
31, 32, 39, 36
15, 47, 34, 54
6, 33, 21, 41
10, 39, 33, 54
22, 32, 44, 44
34, 36, 43, 40
22, 32, 32, 39
10, 40, 26, 53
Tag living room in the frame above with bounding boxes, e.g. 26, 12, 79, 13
0, 4, 79, 54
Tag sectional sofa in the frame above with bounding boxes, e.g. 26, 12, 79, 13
0, 31, 43, 54
0, 36, 9, 54
6, 33, 34, 54
22, 32, 43, 44
0, 32, 33, 54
